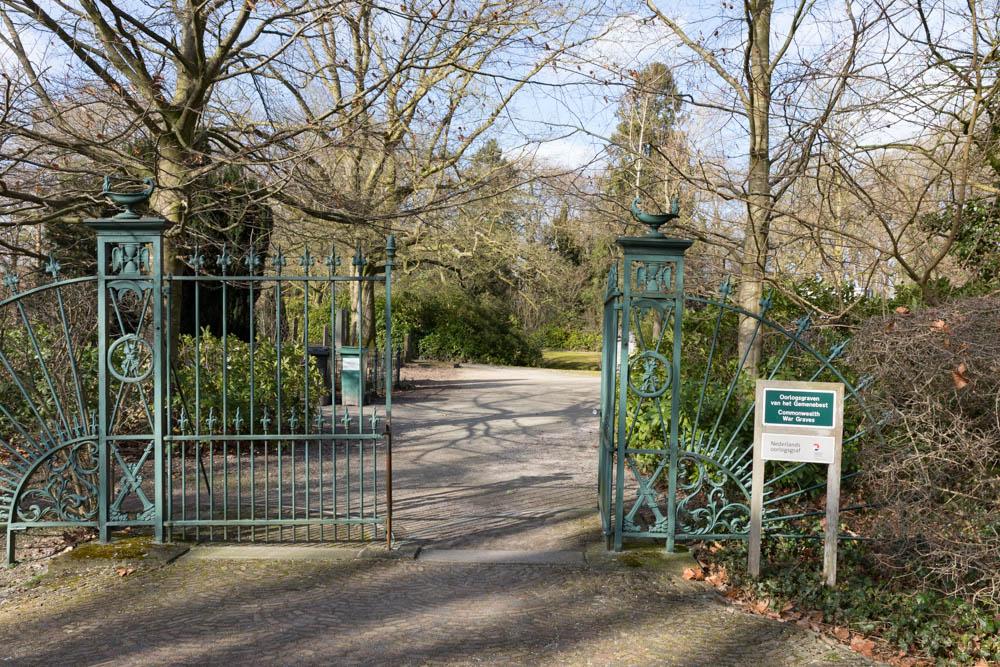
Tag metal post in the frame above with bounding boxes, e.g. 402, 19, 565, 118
95, 237, 109, 544
86, 179, 170, 545
612, 264, 631, 552
152, 229, 165, 543
383, 235, 394, 548
610, 197, 691, 553
666, 251, 685, 553
749, 383, 766, 577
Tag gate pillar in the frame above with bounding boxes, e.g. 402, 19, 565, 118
611, 198, 692, 552
86, 178, 169, 543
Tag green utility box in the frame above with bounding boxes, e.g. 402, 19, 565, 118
339, 346, 364, 406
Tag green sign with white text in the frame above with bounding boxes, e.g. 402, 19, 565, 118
762, 388, 836, 428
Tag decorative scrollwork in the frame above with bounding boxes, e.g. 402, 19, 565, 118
15, 441, 99, 523
107, 333, 153, 383
109, 442, 155, 522
628, 350, 671, 398
111, 242, 151, 277
633, 261, 675, 293
674, 453, 750, 536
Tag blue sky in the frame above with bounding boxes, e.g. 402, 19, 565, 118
0, 0, 973, 181
499, 0, 960, 175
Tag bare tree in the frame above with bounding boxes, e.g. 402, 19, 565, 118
257, 0, 597, 342
630, 1, 876, 366
0, 0, 599, 344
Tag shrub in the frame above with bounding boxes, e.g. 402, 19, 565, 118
171, 331, 324, 431
536, 325, 601, 351
395, 288, 541, 367
850, 294, 1000, 606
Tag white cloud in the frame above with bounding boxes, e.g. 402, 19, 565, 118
523, 137, 604, 170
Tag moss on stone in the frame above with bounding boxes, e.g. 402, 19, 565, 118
616, 552, 644, 568
67, 536, 152, 560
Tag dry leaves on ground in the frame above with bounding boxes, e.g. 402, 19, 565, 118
850, 635, 876, 657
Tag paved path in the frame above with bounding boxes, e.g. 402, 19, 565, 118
0, 364, 869, 665
391, 364, 601, 549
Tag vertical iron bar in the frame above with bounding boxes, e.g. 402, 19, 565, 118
153, 236, 165, 544
304, 271, 311, 540
222, 265, 229, 540
384, 236, 394, 545
249, 266, 257, 541
96, 239, 108, 543
165, 277, 174, 543
275, 273, 283, 540
355, 246, 364, 417
666, 256, 684, 553
329, 248, 337, 540
613, 258, 631, 552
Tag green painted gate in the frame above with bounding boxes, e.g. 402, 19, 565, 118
598, 200, 879, 551
1, 182, 395, 563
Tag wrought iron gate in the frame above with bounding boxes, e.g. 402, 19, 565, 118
599, 201, 878, 551
1, 184, 395, 564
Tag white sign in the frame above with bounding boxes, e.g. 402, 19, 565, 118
750, 380, 846, 587
341, 357, 360, 371
761, 433, 835, 464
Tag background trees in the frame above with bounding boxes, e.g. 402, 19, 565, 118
0, 0, 593, 342
1, 0, 995, 340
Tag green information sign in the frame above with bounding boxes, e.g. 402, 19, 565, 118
762, 388, 836, 428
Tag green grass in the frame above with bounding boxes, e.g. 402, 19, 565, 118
540, 350, 601, 371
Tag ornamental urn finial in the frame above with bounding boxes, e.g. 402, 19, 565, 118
101, 175, 155, 219
630, 195, 680, 237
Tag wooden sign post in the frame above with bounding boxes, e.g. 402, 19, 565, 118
749, 380, 845, 586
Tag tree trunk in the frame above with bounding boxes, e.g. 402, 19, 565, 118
151, 141, 189, 349
737, 0, 773, 376
348, 261, 378, 349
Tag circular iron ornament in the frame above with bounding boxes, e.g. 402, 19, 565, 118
627, 350, 672, 398
107, 334, 153, 383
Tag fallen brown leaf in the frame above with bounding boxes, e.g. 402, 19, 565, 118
681, 566, 704, 581
930, 318, 950, 333
115, 566, 136, 577
850, 635, 876, 657
952, 362, 970, 390
754, 599, 770, 614
705, 572, 726, 587
895, 306, 911, 315
832, 626, 851, 641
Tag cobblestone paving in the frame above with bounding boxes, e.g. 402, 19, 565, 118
0, 557, 866, 666
0, 364, 872, 665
